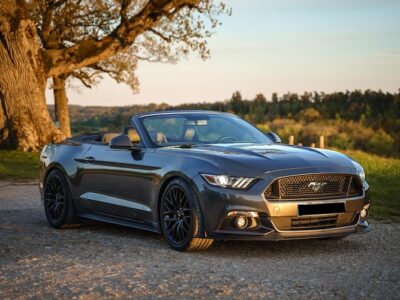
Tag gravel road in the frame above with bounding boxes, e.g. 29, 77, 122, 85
0, 181, 399, 299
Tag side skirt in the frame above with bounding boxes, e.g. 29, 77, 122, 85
79, 212, 161, 234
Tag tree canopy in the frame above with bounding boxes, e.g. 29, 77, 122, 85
0, 0, 228, 150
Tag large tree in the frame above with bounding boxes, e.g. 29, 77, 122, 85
0, 0, 227, 151
51, 48, 141, 138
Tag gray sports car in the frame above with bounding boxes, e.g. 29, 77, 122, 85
39, 110, 371, 251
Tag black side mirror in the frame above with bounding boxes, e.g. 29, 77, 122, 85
109, 134, 140, 151
266, 131, 281, 143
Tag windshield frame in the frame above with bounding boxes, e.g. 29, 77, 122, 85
137, 112, 274, 148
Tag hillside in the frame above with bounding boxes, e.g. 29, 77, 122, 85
49, 90, 400, 157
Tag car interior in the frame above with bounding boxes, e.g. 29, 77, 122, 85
67, 126, 141, 146
98, 127, 186, 146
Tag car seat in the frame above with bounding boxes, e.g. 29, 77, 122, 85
102, 133, 120, 145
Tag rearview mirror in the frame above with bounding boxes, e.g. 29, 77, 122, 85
183, 119, 208, 126
109, 134, 140, 151
266, 131, 281, 143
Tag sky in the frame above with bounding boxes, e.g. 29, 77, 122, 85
46, 0, 400, 106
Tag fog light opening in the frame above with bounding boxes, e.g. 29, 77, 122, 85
360, 208, 369, 220
234, 216, 248, 229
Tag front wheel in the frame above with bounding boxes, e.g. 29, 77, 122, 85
43, 170, 80, 229
160, 178, 214, 251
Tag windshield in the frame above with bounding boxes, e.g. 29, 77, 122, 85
140, 113, 273, 147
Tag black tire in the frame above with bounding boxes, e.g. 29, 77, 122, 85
160, 178, 214, 251
43, 170, 80, 229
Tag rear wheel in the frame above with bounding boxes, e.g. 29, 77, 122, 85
43, 170, 80, 228
160, 178, 213, 251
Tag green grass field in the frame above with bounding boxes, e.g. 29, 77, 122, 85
0, 150, 40, 180
343, 150, 400, 222
0, 149, 399, 221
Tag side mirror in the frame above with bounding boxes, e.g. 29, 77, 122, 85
109, 134, 140, 151
266, 131, 281, 143
124, 127, 140, 144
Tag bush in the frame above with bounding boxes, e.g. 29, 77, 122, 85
259, 118, 397, 157
299, 108, 321, 122
366, 129, 395, 156
329, 132, 355, 149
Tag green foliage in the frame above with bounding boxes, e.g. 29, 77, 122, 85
300, 107, 321, 122
176, 90, 399, 157
366, 129, 395, 156
0, 151, 40, 180
261, 118, 381, 154
343, 150, 400, 221
52, 89, 400, 157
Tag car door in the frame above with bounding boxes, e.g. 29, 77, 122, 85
78, 142, 161, 224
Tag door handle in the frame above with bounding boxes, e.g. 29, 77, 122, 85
85, 156, 96, 163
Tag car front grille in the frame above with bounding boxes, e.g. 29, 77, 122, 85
264, 174, 362, 200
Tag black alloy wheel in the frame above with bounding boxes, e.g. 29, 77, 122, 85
162, 185, 192, 244
44, 175, 65, 221
43, 170, 80, 228
160, 178, 214, 251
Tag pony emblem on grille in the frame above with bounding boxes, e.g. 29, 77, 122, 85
308, 182, 327, 192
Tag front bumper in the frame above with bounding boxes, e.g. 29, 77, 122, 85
193, 171, 371, 241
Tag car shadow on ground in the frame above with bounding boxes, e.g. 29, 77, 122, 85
64, 219, 367, 257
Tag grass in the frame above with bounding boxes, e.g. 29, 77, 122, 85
0, 149, 399, 221
343, 150, 400, 222
0, 150, 40, 180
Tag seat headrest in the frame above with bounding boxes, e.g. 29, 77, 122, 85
180, 126, 198, 142
148, 131, 168, 144
184, 128, 196, 141
126, 128, 140, 143
102, 133, 120, 145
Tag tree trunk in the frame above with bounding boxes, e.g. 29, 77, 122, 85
53, 75, 72, 138
0, 3, 63, 151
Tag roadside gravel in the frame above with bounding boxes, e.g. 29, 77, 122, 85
0, 181, 399, 299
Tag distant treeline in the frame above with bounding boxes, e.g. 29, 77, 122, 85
51, 89, 400, 156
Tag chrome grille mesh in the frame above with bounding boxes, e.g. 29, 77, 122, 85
264, 186, 274, 198
264, 174, 362, 200
280, 174, 347, 198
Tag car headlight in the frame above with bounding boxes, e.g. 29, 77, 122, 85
352, 161, 367, 185
201, 174, 254, 189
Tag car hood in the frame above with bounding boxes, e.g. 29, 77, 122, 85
160, 143, 357, 178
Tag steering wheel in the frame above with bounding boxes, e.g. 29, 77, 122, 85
216, 136, 239, 143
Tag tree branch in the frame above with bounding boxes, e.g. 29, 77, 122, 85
41, 3, 55, 47
70, 69, 99, 88
89, 64, 120, 77
148, 28, 171, 42
43, 0, 201, 77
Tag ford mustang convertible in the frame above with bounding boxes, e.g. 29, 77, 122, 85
39, 110, 371, 251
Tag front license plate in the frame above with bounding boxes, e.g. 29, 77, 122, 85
298, 203, 345, 216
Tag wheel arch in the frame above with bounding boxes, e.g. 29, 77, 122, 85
42, 163, 73, 201
43, 163, 69, 184
156, 172, 204, 235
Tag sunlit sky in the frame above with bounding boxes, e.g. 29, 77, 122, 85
46, 0, 400, 106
